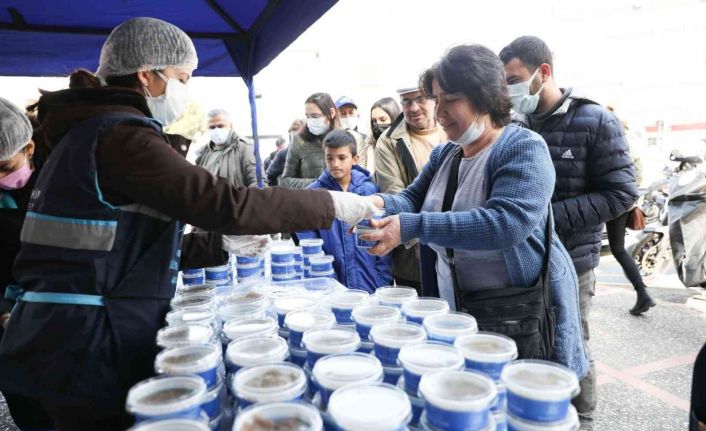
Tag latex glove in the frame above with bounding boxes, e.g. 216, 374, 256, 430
222, 234, 271, 257
328, 191, 378, 227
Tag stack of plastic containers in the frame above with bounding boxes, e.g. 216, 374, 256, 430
300, 238, 324, 279
308, 255, 335, 279
233, 254, 263, 284
370, 322, 427, 385
204, 265, 231, 297
351, 304, 401, 354
501, 360, 580, 431
269, 245, 298, 283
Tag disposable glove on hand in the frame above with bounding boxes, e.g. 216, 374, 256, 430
222, 234, 271, 257
328, 191, 378, 226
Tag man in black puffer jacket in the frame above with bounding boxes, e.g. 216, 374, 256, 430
501, 36, 639, 431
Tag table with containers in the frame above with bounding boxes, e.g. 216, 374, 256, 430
124, 235, 581, 431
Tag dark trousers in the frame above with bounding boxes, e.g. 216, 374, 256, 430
4, 392, 54, 431
606, 211, 647, 291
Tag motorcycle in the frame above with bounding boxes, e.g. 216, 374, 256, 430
628, 150, 703, 282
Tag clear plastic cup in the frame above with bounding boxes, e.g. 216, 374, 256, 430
501, 360, 580, 423
284, 310, 336, 349
126, 375, 206, 423
273, 295, 318, 327
233, 362, 307, 408
302, 328, 361, 368
419, 370, 497, 431
455, 332, 518, 381
351, 305, 401, 340
155, 344, 222, 388
328, 383, 412, 431
369, 322, 427, 366
222, 317, 277, 344
170, 294, 216, 312
300, 239, 324, 255
225, 336, 288, 374
374, 286, 418, 308
398, 341, 465, 395
233, 402, 323, 431
506, 405, 579, 431
312, 353, 384, 409
401, 297, 450, 325
423, 312, 478, 344
156, 324, 214, 349
326, 289, 371, 324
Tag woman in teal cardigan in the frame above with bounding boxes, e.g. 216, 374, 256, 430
365, 44, 588, 379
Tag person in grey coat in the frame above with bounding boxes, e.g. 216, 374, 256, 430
197, 109, 258, 188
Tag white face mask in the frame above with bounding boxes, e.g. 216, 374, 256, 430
340, 116, 358, 131
451, 114, 485, 147
307, 117, 330, 136
507, 68, 544, 115
208, 127, 231, 145
144, 71, 190, 126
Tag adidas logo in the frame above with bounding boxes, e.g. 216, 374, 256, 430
561, 149, 575, 159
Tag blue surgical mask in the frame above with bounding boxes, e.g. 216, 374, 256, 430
507, 68, 544, 115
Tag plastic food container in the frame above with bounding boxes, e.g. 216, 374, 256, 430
501, 360, 580, 423
273, 273, 299, 283
155, 344, 222, 388
397, 377, 425, 427
270, 246, 295, 264
302, 328, 361, 368
222, 290, 269, 308
217, 302, 268, 325
326, 289, 371, 324
235, 255, 261, 265
382, 364, 404, 386
302, 252, 325, 267
128, 419, 210, 431
328, 383, 412, 431
166, 309, 216, 327
401, 297, 450, 325
271, 261, 296, 276
170, 294, 216, 312
181, 269, 205, 286
289, 345, 307, 367
233, 362, 307, 409
506, 405, 578, 431
423, 312, 478, 344
455, 332, 518, 381
273, 296, 318, 328
419, 411, 497, 431
351, 305, 401, 340
419, 370, 497, 431
126, 375, 206, 423
233, 401, 323, 431
374, 286, 418, 308
308, 255, 334, 273
369, 322, 427, 366
308, 270, 336, 279
200, 376, 224, 419
183, 268, 204, 276
205, 265, 229, 281
225, 336, 289, 374
284, 310, 336, 348
300, 239, 324, 255
156, 324, 214, 349
312, 353, 384, 409
355, 226, 379, 249
236, 263, 261, 280
398, 341, 465, 395
222, 317, 278, 344
177, 283, 216, 298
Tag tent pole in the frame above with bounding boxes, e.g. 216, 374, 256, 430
247, 77, 264, 188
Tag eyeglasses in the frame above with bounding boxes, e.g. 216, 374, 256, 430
400, 96, 430, 107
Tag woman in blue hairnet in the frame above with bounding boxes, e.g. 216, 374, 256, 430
0, 17, 375, 430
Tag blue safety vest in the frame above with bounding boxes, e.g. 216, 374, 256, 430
0, 112, 183, 410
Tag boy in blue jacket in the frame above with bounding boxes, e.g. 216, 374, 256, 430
297, 129, 392, 293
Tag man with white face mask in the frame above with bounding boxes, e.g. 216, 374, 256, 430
500, 35, 639, 431
196, 109, 257, 188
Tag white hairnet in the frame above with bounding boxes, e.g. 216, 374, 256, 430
0, 97, 32, 161
96, 17, 198, 79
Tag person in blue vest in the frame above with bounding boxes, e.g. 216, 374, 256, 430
0, 17, 376, 430
297, 130, 393, 293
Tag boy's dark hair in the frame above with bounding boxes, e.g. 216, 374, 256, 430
323, 129, 357, 156
421, 44, 512, 128
499, 36, 553, 71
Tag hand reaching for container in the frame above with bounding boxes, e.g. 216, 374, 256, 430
361, 215, 402, 256
328, 191, 379, 226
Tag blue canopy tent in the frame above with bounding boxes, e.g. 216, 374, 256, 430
0, 0, 339, 186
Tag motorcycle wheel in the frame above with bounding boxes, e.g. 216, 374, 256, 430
631, 232, 672, 282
